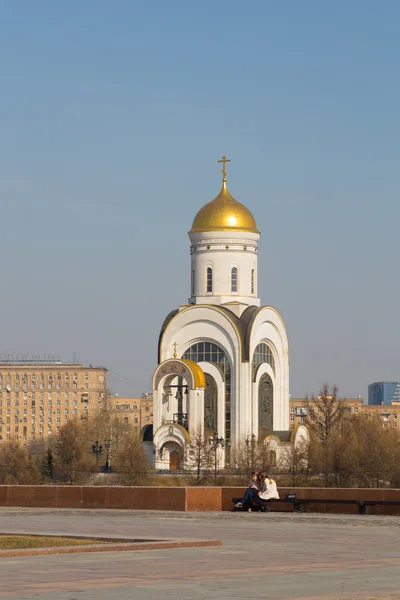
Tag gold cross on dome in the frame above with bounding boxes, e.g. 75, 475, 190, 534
173, 342, 177, 359
218, 155, 231, 182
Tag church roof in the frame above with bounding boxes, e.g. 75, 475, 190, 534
189, 157, 259, 234
157, 304, 260, 364
190, 181, 259, 234
180, 359, 206, 389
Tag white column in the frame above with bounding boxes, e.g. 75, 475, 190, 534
187, 389, 204, 438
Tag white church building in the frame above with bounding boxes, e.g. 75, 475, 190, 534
145, 157, 306, 470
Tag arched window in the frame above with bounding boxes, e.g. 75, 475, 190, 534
231, 267, 238, 292
182, 342, 231, 440
191, 269, 195, 295
206, 267, 213, 293
268, 449, 276, 467
252, 342, 275, 378
251, 269, 255, 294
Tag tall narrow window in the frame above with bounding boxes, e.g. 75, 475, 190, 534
231, 267, 238, 292
191, 269, 195, 295
251, 269, 255, 294
206, 267, 213, 293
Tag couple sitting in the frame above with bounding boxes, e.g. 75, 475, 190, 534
233, 471, 279, 512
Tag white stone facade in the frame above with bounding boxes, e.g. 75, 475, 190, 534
188, 230, 261, 312
150, 168, 297, 470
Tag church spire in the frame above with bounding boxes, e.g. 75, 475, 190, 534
218, 155, 231, 186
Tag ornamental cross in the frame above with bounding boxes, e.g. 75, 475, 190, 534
218, 155, 231, 182
173, 342, 177, 359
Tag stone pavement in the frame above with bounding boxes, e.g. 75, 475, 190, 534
0, 508, 400, 600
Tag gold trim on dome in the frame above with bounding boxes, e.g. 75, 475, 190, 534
190, 157, 259, 234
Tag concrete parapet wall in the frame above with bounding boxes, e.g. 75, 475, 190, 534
0, 486, 399, 514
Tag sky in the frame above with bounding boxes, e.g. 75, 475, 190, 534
0, 1, 399, 400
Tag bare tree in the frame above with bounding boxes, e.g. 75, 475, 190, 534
186, 428, 214, 485
54, 420, 93, 483
278, 439, 309, 486
0, 442, 41, 484
303, 383, 344, 444
114, 433, 151, 486
351, 415, 400, 487
230, 436, 277, 484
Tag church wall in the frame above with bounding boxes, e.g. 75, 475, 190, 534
249, 308, 290, 432
235, 361, 252, 442
158, 307, 242, 452
189, 230, 260, 306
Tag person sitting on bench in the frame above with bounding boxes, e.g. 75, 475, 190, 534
252, 473, 279, 512
234, 471, 263, 510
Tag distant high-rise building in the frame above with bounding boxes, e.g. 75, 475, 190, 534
368, 382, 400, 405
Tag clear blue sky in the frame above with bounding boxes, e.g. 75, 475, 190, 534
1, 1, 399, 400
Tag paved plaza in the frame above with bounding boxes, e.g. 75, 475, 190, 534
0, 508, 400, 599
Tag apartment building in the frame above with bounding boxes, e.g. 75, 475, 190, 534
0, 359, 107, 445
108, 394, 153, 435
290, 396, 400, 430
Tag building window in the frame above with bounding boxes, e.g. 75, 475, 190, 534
206, 267, 213, 293
251, 269, 255, 294
183, 341, 231, 440
231, 267, 238, 292
191, 269, 195, 295
252, 343, 275, 378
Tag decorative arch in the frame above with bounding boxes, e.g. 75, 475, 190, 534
153, 358, 205, 391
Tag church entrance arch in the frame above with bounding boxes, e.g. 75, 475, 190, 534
259, 373, 273, 437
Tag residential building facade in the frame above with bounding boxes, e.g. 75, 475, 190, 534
0, 359, 107, 445
108, 394, 154, 435
290, 396, 399, 430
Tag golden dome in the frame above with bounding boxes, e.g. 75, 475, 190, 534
190, 181, 259, 234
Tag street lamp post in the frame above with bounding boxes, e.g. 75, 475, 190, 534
103, 438, 112, 472
92, 440, 103, 466
210, 433, 226, 484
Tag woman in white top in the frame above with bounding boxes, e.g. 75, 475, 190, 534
252, 473, 279, 511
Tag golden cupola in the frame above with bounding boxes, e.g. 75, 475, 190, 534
190, 156, 259, 234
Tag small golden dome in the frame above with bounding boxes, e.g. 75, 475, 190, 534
190, 181, 259, 234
